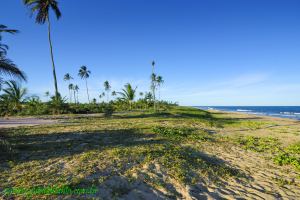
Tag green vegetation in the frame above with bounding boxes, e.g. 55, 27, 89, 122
236, 135, 300, 171
273, 143, 300, 170
236, 136, 281, 153
1, 106, 300, 198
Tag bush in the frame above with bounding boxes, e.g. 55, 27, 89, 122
274, 153, 300, 170
103, 104, 114, 117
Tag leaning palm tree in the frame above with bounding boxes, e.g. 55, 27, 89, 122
0, 24, 19, 56
104, 80, 111, 102
0, 25, 26, 88
78, 66, 91, 103
0, 57, 27, 89
0, 80, 27, 111
117, 83, 137, 110
23, 0, 62, 100
68, 83, 74, 103
64, 73, 73, 102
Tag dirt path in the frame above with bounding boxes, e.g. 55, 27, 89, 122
0, 117, 58, 128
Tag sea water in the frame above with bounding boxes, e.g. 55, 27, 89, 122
196, 106, 300, 120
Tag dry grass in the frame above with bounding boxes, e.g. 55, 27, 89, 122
1, 106, 300, 199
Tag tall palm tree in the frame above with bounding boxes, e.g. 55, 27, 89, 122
99, 93, 104, 102
74, 85, 79, 103
0, 80, 27, 111
0, 25, 26, 88
151, 60, 157, 110
45, 91, 50, 101
64, 73, 73, 103
64, 73, 73, 102
151, 73, 157, 110
78, 66, 91, 103
156, 75, 164, 101
23, 0, 62, 100
64, 73, 73, 101
104, 80, 111, 102
117, 83, 137, 110
151, 60, 155, 74
68, 83, 74, 103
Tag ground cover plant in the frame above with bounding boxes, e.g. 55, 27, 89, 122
1, 106, 300, 199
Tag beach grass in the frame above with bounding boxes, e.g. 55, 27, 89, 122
1, 106, 300, 199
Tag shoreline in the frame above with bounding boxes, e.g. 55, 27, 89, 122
194, 106, 300, 122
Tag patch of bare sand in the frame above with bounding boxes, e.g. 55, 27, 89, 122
0, 117, 58, 128
121, 145, 300, 199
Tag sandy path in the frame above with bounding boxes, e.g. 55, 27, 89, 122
0, 117, 58, 128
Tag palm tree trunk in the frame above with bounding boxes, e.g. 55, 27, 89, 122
85, 79, 90, 103
68, 80, 72, 103
76, 91, 79, 104
69, 88, 72, 103
47, 17, 59, 99
73, 90, 76, 103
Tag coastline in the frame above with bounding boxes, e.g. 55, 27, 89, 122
195, 106, 300, 122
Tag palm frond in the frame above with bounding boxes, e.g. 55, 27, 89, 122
0, 57, 27, 81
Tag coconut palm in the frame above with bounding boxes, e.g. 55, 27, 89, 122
0, 80, 27, 111
0, 24, 19, 56
151, 73, 157, 110
139, 92, 144, 98
64, 73, 73, 102
156, 75, 164, 101
99, 94, 103, 102
151, 60, 155, 74
68, 83, 74, 103
117, 83, 137, 110
104, 80, 111, 102
0, 57, 27, 88
74, 85, 79, 103
45, 91, 50, 101
150, 60, 157, 110
0, 25, 26, 88
23, 0, 62, 100
78, 66, 91, 103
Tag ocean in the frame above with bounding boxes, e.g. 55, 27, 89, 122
195, 106, 300, 120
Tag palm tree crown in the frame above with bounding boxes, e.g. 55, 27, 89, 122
104, 80, 111, 91
0, 24, 19, 56
156, 75, 164, 86
78, 66, 91, 79
118, 83, 137, 102
64, 73, 73, 81
23, 0, 61, 24
118, 83, 137, 110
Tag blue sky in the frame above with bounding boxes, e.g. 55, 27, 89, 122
1, 0, 300, 106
